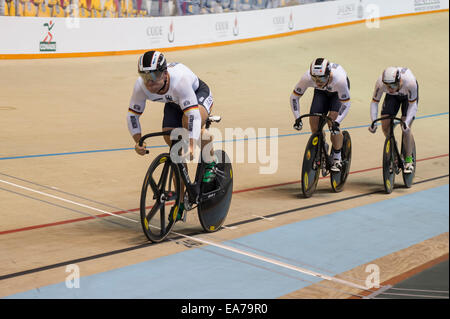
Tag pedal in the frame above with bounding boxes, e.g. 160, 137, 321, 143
183, 201, 192, 211
183, 193, 192, 211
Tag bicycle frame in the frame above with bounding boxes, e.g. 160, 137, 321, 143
139, 120, 221, 210
371, 115, 407, 171
296, 113, 338, 170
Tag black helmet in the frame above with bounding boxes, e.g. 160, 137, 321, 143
137, 50, 167, 82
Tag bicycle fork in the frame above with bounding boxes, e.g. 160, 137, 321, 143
313, 139, 330, 175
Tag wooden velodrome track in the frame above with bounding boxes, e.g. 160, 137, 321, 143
0, 11, 448, 299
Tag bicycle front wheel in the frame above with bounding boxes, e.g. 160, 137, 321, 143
301, 133, 321, 198
140, 153, 181, 243
382, 137, 395, 194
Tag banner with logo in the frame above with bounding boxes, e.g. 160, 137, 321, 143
0, 0, 448, 56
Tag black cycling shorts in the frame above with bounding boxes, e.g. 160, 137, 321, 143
162, 79, 212, 129
310, 89, 342, 114
381, 81, 419, 117
310, 77, 350, 114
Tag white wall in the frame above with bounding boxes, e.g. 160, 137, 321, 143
0, 0, 448, 55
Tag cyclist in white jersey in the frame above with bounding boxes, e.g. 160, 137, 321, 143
290, 58, 351, 171
369, 67, 418, 174
127, 50, 215, 220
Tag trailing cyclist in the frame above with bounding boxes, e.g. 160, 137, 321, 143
127, 50, 216, 220
290, 58, 351, 172
368, 66, 418, 174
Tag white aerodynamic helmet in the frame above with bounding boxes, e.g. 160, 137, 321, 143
137, 50, 167, 82
382, 67, 401, 89
310, 58, 331, 84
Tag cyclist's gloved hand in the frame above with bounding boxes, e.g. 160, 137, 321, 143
368, 124, 377, 134
293, 119, 303, 131
331, 122, 340, 135
401, 123, 410, 134
135, 142, 147, 156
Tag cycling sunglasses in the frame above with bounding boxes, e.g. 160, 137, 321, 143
139, 70, 164, 82
311, 74, 329, 84
383, 81, 399, 90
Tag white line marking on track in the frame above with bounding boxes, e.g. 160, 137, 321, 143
0, 179, 138, 223
252, 215, 275, 221
168, 230, 369, 291
1, 178, 368, 291
390, 287, 449, 293
363, 285, 392, 299
221, 225, 238, 230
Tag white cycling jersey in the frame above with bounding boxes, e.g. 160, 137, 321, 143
370, 67, 418, 126
290, 63, 351, 124
127, 62, 203, 139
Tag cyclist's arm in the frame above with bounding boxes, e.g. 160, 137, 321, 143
290, 72, 311, 119
335, 81, 351, 124
182, 105, 201, 141
370, 78, 384, 122
176, 78, 202, 141
290, 90, 302, 119
127, 80, 147, 141
404, 81, 419, 126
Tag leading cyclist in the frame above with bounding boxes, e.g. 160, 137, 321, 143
127, 50, 216, 220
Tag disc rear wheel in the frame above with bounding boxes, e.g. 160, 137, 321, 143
402, 135, 416, 188
331, 131, 352, 192
198, 150, 233, 233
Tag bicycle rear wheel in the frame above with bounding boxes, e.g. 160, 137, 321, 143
331, 131, 352, 192
401, 135, 416, 188
382, 137, 395, 194
301, 133, 321, 198
140, 153, 181, 243
198, 150, 233, 233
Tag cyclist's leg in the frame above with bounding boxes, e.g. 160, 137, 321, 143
380, 94, 401, 137
162, 102, 186, 215
328, 77, 349, 153
181, 102, 215, 182
194, 80, 215, 162
328, 110, 343, 160
327, 93, 343, 168
309, 89, 328, 134
400, 91, 416, 159
401, 119, 414, 158
181, 103, 211, 154
162, 102, 184, 146
200, 105, 215, 160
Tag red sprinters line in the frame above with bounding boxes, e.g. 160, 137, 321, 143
0, 153, 448, 236
234, 153, 448, 194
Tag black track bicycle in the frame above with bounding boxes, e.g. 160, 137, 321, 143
296, 113, 352, 198
138, 116, 233, 243
370, 115, 416, 194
